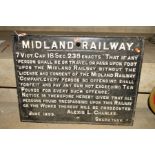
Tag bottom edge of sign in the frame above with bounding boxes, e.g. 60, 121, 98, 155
19, 119, 134, 126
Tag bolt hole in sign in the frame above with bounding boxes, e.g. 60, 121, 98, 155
148, 87, 155, 114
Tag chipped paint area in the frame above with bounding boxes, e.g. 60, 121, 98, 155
0, 40, 6, 45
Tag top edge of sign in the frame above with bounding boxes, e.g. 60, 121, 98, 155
12, 34, 145, 39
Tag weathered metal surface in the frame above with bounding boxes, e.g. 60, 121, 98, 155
13, 35, 144, 125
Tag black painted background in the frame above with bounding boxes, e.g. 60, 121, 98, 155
13, 35, 144, 126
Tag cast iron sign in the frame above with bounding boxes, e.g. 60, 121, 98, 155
13, 35, 144, 125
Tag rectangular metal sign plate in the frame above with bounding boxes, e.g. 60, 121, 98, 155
13, 35, 144, 125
